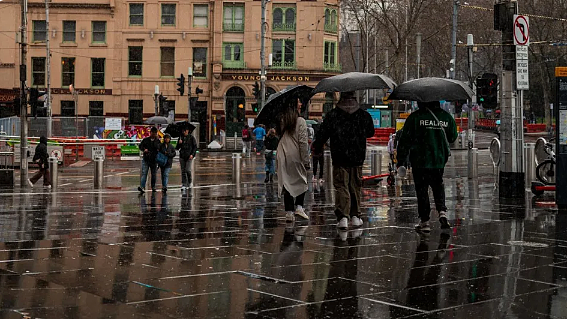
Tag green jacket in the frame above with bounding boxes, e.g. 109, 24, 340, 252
397, 106, 458, 169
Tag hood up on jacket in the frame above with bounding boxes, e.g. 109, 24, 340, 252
336, 91, 360, 114
39, 136, 48, 145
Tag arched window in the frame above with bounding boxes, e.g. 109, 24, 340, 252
331, 10, 337, 26
224, 44, 231, 61
285, 9, 295, 26
324, 9, 330, 26
273, 8, 283, 25
225, 86, 246, 136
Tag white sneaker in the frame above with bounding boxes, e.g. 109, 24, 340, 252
351, 216, 363, 228
337, 217, 348, 230
294, 206, 309, 220
181, 186, 187, 191
285, 211, 295, 223
27, 179, 34, 188
338, 231, 348, 242
319, 178, 324, 184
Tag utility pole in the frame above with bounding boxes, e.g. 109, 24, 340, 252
416, 33, 422, 79
450, 0, 458, 79
373, 36, 377, 106
19, 0, 28, 188
356, 31, 361, 102
259, 0, 267, 111
467, 34, 475, 148
45, 0, 52, 137
154, 85, 159, 116
188, 67, 193, 121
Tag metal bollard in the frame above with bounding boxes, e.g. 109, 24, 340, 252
467, 148, 478, 179
370, 149, 382, 175
234, 132, 238, 150
232, 153, 241, 184
524, 143, 536, 186
324, 150, 332, 183
49, 157, 58, 188
94, 156, 104, 189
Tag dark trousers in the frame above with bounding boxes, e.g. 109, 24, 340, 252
312, 155, 324, 178
333, 166, 362, 221
30, 167, 50, 186
283, 187, 305, 212
412, 168, 447, 222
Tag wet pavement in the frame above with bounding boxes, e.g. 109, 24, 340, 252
0, 141, 566, 318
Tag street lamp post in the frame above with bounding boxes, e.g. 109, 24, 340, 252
188, 67, 193, 121
467, 34, 475, 147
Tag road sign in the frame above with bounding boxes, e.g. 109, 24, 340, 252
516, 46, 529, 90
513, 15, 529, 46
92, 146, 105, 160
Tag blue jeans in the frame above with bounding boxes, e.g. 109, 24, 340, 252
140, 160, 157, 189
265, 151, 275, 174
160, 166, 171, 189
255, 140, 264, 152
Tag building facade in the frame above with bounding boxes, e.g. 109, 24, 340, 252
0, 0, 340, 142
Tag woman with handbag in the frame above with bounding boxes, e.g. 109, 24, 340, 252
264, 128, 279, 183
157, 134, 176, 193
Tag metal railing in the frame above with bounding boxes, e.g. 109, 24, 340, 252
273, 23, 296, 32
324, 24, 338, 33
324, 62, 341, 72
223, 22, 244, 32
271, 61, 297, 70
223, 61, 247, 69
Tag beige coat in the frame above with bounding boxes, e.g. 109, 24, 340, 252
277, 117, 309, 197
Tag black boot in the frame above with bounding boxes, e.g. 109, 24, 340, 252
269, 174, 274, 182
264, 172, 270, 183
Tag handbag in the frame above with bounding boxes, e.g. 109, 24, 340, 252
156, 152, 168, 167
426, 107, 451, 157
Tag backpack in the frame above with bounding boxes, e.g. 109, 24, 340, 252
242, 129, 249, 140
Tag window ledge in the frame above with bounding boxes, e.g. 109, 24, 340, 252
90, 43, 108, 47
60, 42, 78, 47
30, 42, 46, 46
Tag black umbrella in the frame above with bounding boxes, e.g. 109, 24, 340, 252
164, 121, 196, 138
144, 116, 173, 125
254, 85, 313, 126
311, 72, 397, 95
388, 77, 474, 102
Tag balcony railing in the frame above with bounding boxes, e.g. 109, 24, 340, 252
273, 23, 296, 32
223, 22, 244, 32
223, 60, 246, 69
324, 62, 341, 72
324, 24, 338, 34
271, 61, 297, 70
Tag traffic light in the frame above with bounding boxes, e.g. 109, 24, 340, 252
158, 94, 168, 115
252, 103, 259, 114
476, 73, 498, 109
195, 86, 203, 95
252, 82, 260, 100
176, 74, 185, 96
29, 88, 47, 117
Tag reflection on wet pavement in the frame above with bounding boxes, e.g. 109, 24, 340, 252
0, 151, 566, 318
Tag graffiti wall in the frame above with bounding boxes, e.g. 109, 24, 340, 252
93, 125, 164, 141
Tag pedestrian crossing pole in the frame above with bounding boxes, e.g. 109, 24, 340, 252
19, 0, 29, 187
259, 0, 267, 111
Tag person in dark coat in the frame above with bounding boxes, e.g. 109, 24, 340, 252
28, 136, 51, 187
158, 133, 176, 192
313, 91, 375, 231
310, 141, 325, 182
138, 127, 160, 193
176, 127, 197, 190
264, 128, 279, 183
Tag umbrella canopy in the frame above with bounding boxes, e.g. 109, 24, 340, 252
255, 85, 313, 126
144, 116, 172, 125
311, 72, 397, 95
164, 121, 196, 138
388, 77, 473, 102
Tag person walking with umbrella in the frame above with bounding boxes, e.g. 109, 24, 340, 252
157, 133, 176, 193
28, 136, 51, 188
313, 91, 375, 230
138, 127, 160, 193
396, 101, 458, 233
277, 100, 310, 222
176, 127, 198, 190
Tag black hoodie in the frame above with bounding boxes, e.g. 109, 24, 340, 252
33, 136, 49, 169
313, 98, 375, 167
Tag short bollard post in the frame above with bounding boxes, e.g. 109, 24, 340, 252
467, 148, 478, 179
49, 157, 58, 188
234, 132, 238, 150
94, 156, 104, 189
324, 150, 332, 183
370, 150, 382, 175
524, 143, 536, 186
232, 153, 241, 184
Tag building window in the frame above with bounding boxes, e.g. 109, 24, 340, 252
161, 4, 176, 26
223, 43, 245, 69
61, 101, 75, 117
31, 57, 46, 87
89, 101, 104, 116
128, 46, 143, 76
160, 47, 175, 77
324, 8, 338, 33
128, 100, 143, 124
129, 3, 144, 26
223, 4, 244, 32
33, 20, 47, 42
61, 57, 75, 87
62, 21, 76, 42
273, 7, 295, 32
92, 21, 106, 43
272, 39, 295, 69
193, 4, 208, 27
193, 48, 207, 78
91, 58, 105, 88
324, 41, 340, 71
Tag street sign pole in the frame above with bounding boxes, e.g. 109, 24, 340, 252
555, 67, 567, 208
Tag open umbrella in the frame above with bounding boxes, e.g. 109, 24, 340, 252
311, 72, 396, 95
255, 85, 313, 126
144, 116, 173, 125
388, 77, 473, 102
164, 121, 196, 138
